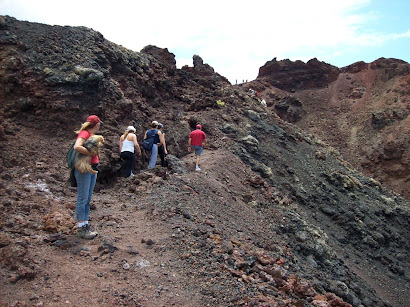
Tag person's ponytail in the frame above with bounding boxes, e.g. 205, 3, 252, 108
75, 122, 92, 134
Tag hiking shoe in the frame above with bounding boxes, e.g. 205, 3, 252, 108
195, 166, 201, 171
76, 224, 98, 240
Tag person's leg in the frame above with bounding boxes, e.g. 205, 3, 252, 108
75, 170, 97, 239
148, 144, 158, 168
193, 146, 203, 170
74, 170, 92, 222
123, 152, 134, 176
85, 173, 97, 221
158, 145, 166, 166
130, 152, 135, 174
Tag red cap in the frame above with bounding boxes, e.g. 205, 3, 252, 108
196, 124, 202, 129
86, 115, 102, 125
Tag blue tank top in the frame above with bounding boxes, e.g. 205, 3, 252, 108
147, 129, 159, 143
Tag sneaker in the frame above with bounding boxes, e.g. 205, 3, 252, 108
76, 224, 98, 240
195, 166, 201, 171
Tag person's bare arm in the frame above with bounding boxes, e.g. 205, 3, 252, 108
119, 135, 123, 153
132, 134, 142, 155
159, 132, 167, 155
74, 137, 92, 155
188, 137, 192, 152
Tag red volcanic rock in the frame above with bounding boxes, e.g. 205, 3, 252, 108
181, 54, 230, 84
257, 57, 340, 91
283, 57, 410, 199
140, 45, 176, 69
42, 211, 73, 234
340, 61, 367, 73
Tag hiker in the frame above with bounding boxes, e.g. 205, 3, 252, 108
119, 125, 142, 177
143, 121, 167, 168
157, 123, 168, 167
73, 115, 102, 239
188, 124, 206, 171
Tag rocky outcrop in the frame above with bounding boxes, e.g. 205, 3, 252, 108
274, 95, 306, 123
181, 54, 231, 86
340, 61, 368, 74
257, 57, 340, 91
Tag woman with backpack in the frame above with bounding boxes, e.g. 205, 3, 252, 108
143, 121, 167, 168
119, 126, 142, 177
73, 115, 102, 240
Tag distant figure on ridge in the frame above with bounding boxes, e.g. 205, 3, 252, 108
188, 124, 207, 171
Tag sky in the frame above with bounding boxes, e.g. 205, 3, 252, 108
1, 0, 409, 84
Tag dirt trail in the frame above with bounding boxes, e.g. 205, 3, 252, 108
2, 178, 194, 305
1, 148, 240, 306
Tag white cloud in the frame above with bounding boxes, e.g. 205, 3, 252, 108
390, 30, 410, 39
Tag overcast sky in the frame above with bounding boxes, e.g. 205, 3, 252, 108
1, 0, 409, 84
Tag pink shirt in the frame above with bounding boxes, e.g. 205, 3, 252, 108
189, 129, 206, 146
77, 130, 99, 164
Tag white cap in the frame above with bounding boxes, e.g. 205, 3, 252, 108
126, 126, 136, 132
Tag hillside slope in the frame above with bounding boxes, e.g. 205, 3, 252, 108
255, 58, 410, 200
0, 16, 409, 306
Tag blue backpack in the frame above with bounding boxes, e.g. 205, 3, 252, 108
141, 129, 157, 151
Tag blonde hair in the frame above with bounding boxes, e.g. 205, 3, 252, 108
122, 130, 131, 139
75, 122, 92, 134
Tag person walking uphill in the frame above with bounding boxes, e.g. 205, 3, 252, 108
73, 115, 102, 239
119, 126, 142, 177
143, 121, 167, 169
188, 124, 206, 171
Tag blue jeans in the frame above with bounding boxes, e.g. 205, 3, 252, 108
148, 144, 158, 168
74, 169, 97, 221
191, 145, 203, 156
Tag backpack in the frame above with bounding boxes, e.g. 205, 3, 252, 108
66, 142, 77, 187
142, 129, 158, 151
66, 141, 76, 168
141, 134, 155, 151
